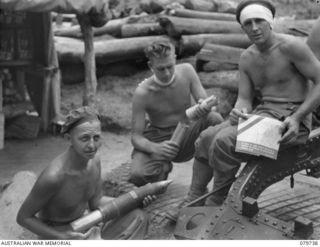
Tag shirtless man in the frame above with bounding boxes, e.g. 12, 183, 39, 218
181, 0, 320, 206
17, 107, 152, 240
129, 41, 223, 186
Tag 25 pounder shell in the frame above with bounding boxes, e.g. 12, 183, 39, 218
70, 180, 172, 232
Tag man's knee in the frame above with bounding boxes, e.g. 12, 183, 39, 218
195, 122, 227, 159
129, 169, 146, 187
129, 155, 172, 186
214, 126, 237, 151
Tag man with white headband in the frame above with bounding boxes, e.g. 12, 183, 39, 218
237, 0, 275, 28
178, 0, 320, 207
129, 41, 223, 186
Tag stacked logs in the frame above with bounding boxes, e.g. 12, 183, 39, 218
53, 0, 315, 89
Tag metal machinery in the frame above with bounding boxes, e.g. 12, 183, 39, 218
174, 127, 320, 240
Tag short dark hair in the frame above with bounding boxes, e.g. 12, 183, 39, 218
144, 40, 175, 60
235, 0, 275, 23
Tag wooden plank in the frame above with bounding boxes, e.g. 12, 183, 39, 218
41, 71, 50, 132
0, 76, 4, 149
78, 14, 97, 107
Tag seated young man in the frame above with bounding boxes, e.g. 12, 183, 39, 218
129, 40, 223, 186
181, 0, 320, 207
17, 107, 154, 240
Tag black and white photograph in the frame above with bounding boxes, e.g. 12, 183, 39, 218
0, 0, 320, 244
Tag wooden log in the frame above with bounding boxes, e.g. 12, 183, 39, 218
159, 16, 243, 39
78, 14, 97, 107
140, 0, 188, 13
168, 8, 236, 21
55, 35, 173, 64
54, 16, 131, 38
179, 34, 250, 57
201, 61, 238, 72
54, 25, 83, 38
199, 70, 239, 92
196, 43, 244, 72
185, 0, 216, 12
307, 17, 320, 60
214, 0, 237, 14
273, 19, 316, 36
121, 23, 165, 38
197, 43, 244, 64
52, 12, 76, 22
93, 34, 116, 42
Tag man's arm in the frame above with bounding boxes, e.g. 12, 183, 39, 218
16, 172, 87, 239
187, 63, 208, 102
279, 38, 320, 143
229, 53, 255, 125
286, 39, 320, 121
88, 157, 114, 210
131, 87, 156, 154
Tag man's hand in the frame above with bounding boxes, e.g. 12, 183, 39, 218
278, 116, 300, 145
152, 141, 179, 160
142, 195, 157, 207
196, 99, 212, 116
229, 108, 250, 125
58, 229, 93, 240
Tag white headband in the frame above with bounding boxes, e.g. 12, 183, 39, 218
239, 4, 274, 27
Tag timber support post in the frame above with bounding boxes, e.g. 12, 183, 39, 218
77, 14, 97, 107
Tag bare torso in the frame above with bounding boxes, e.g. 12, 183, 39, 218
38, 153, 100, 223
139, 64, 192, 127
243, 34, 310, 102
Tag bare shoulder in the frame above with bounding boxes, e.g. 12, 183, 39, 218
134, 77, 154, 96
34, 155, 65, 190
239, 45, 256, 68
277, 33, 307, 54
44, 154, 65, 181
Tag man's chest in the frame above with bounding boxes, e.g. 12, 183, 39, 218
52, 175, 97, 208
146, 84, 191, 113
247, 53, 293, 88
